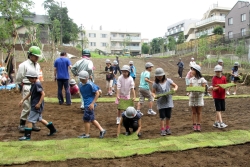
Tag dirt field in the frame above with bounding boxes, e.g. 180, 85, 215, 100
1, 56, 250, 166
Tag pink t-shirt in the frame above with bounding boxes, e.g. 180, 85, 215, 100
70, 85, 79, 95
186, 70, 192, 79
117, 75, 135, 97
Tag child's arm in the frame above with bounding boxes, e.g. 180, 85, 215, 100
131, 87, 136, 101
152, 87, 156, 98
19, 92, 31, 107
117, 117, 123, 137
171, 82, 178, 91
116, 89, 120, 100
145, 77, 153, 84
88, 90, 99, 110
136, 119, 142, 135
35, 91, 45, 109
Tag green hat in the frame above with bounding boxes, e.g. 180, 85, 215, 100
82, 49, 91, 57
28, 46, 41, 57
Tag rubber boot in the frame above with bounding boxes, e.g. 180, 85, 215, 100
18, 119, 26, 133
19, 128, 32, 141
46, 122, 57, 136
32, 123, 41, 132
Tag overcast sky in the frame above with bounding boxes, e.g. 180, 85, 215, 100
32, 0, 239, 40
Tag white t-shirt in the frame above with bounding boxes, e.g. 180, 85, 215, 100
189, 61, 196, 67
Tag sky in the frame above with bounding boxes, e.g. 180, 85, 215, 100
32, 0, 239, 40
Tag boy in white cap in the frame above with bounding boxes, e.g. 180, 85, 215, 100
18, 70, 57, 141
78, 71, 106, 138
136, 62, 156, 116
69, 79, 79, 97
116, 65, 136, 124
117, 106, 141, 136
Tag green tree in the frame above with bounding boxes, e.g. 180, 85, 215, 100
141, 43, 149, 54
198, 36, 209, 60
177, 32, 185, 44
236, 40, 246, 65
168, 36, 176, 51
213, 26, 223, 35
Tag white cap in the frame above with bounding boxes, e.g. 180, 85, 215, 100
234, 62, 239, 66
214, 65, 223, 72
129, 61, 133, 65
155, 68, 165, 76
218, 59, 223, 63
191, 57, 194, 60
121, 65, 130, 71
113, 60, 118, 65
124, 107, 137, 118
69, 79, 76, 84
191, 64, 201, 73
105, 59, 111, 64
79, 71, 89, 79
145, 62, 154, 68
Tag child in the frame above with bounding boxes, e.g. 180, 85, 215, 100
112, 60, 120, 93
117, 106, 141, 136
69, 79, 79, 97
18, 70, 57, 141
0, 72, 7, 86
228, 62, 240, 95
189, 64, 207, 132
209, 65, 228, 128
116, 65, 136, 124
185, 67, 192, 96
77, 70, 106, 138
129, 61, 136, 81
136, 62, 156, 116
152, 68, 178, 136
105, 59, 114, 96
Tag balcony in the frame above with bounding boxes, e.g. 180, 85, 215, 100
196, 16, 225, 28
195, 28, 225, 38
110, 46, 140, 51
110, 36, 141, 42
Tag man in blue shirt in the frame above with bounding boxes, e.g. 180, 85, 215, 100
177, 58, 184, 78
54, 51, 72, 105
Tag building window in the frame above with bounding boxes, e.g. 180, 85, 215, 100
228, 18, 233, 25
241, 14, 246, 22
101, 42, 107, 47
111, 34, 116, 37
90, 42, 96, 46
120, 34, 124, 37
228, 31, 233, 39
241, 28, 246, 36
101, 34, 107, 38
111, 42, 115, 46
89, 33, 96, 38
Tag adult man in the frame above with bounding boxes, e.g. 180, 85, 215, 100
54, 51, 72, 105
177, 58, 184, 78
16, 46, 42, 132
71, 49, 93, 111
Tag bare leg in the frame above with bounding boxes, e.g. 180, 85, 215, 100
26, 122, 32, 128
92, 120, 103, 131
137, 102, 142, 111
148, 101, 153, 109
160, 120, 164, 129
84, 122, 91, 135
117, 109, 121, 117
217, 112, 223, 123
166, 119, 170, 127
197, 106, 202, 124
40, 119, 49, 126
191, 107, 197, 124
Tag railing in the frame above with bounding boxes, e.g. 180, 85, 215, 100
196, 16, 225, 27
110, 37, 141, 41
196, 28, 225, 38
222, 31, 250, 42
110, 46, 140, 50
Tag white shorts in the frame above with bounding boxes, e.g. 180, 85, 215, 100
106, 80, 113, 88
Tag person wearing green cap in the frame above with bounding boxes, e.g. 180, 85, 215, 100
16, 46, 42, 133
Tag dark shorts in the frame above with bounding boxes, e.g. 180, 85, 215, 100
214, 99, 225, 111
159, 108, 172, 120
231, 76, 240, 82
83, 107, 95, 122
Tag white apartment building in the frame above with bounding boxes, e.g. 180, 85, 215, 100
78, 29, 141, 56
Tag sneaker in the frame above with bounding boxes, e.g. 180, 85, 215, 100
219, 122, 228, 128
105, 93, 109, 96
19, 136, 30, 141
18, 125, 26, 133
137, 110, 143, 116
165, 129, 172, 135
161, 130, 166, 136
78, 134, 90, 138
213, 122, 219, 128
232, 92, 236, 95
116, 117, 121, 125
147, 109, 156, 115
193, 124, 197, 131
125, 131, 131, 136
99, 130, 106, 138
196, 124, 201, 132
109, 92, 113, 96
226, 91, 230, 95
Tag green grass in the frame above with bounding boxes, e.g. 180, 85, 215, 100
45, 94, 250, 103
1, 130, 250, 165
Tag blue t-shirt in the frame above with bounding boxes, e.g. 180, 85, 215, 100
54, 57, 71, 79
30, 81, 44, 113
79, 81, 99, 108
139, 71, 150, 90
130, 65, 136, 78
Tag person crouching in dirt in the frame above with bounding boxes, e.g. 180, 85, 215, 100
117, 107, 141, 137
116, 65, 136, 125
77, 71, 106, 139
18, 70, 57, 141
152, 68, 178, 136
16, 46, 42, 133
228, 62, 240, 95
69, 79, 79, 98
208, 65, 228, 129
189, 64, 207, 132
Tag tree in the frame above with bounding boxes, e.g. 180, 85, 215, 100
236, 40, 246, 65
198, 36, 209, 60
177, 32, 185, 44
168, 36, 176, 51
141, 43, 149, 54
122, 35, 131, 54
213, 26, 223, 35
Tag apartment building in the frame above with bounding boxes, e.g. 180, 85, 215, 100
165, 19, 199, 42
225, 1, 250, 40
82, 29, 141, 55
185, 3, 231, 41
